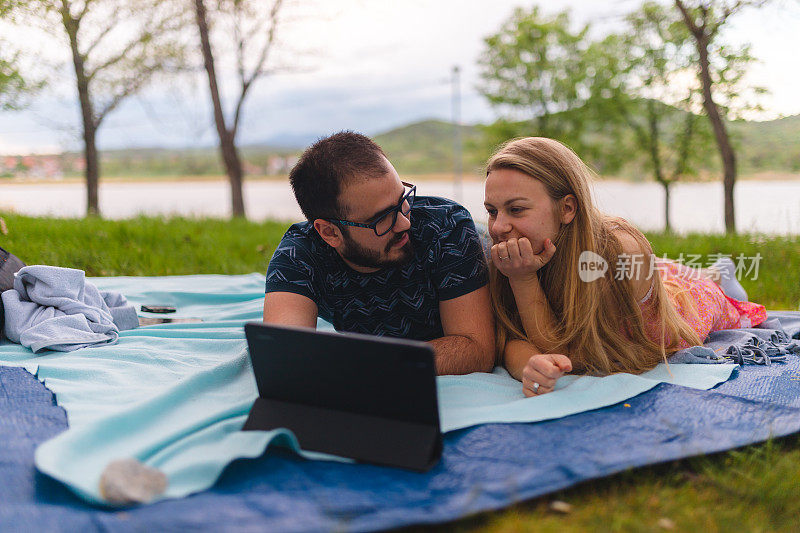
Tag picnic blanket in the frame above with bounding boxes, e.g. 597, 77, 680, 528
0, 274, 735, 506
1, 274, 799, 531
3, 341, 800, 531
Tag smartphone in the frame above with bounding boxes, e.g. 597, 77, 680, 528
141, 305, 177, 314
138, 317, 202, 326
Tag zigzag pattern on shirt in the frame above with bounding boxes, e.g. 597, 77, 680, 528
264, 196, 486, 340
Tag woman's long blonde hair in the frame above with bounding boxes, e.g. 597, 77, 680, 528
487, 137, 702, 375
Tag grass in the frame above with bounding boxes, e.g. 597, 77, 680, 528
414, 434, 800, 533
646, 232, 800, 310
1, 212, 799, 531
0, 214, 289, 276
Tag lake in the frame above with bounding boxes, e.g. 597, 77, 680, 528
1, 179, 799, 234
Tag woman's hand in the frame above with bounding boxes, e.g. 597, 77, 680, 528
491, 237, 556, 282
522, 353, 572, 397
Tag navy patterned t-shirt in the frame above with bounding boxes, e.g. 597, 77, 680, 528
264, 196, 488, 340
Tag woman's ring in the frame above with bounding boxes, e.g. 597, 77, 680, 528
533, 382, 540, 392
500, 255, 510, 260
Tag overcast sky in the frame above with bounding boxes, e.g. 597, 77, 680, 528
0, 0, 798, 154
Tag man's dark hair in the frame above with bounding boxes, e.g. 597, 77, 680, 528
289, 131, 389, 221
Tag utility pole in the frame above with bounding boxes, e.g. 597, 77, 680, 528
451, 65, 462, 202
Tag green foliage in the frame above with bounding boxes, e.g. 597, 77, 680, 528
8, 0, 189, 126
0, 54, 27, 110
475, 1, 771, 187
675, 0, 769, 123
605, 3, 715, 184
0, 0, 31, 111
477, 6, 594, 154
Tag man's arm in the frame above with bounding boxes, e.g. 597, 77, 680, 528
430, 285, 495, 375
263, 291, 319, 329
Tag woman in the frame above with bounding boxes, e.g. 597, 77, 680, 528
483, 137, 766, 397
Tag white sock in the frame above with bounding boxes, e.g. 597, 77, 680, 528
710, 257, 748, 302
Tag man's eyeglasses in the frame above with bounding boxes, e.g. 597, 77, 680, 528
328, 181, 416, 237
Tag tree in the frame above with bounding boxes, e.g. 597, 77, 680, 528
597, 3, 715, 231
11, 0, 186, 216
674, 0, 769, 233
477, 6, 592, 153
0, 52, 28, 111
193, 0, 284, 218
0, 1, 32, 110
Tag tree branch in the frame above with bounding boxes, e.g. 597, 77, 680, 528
85, 30, 149, 81
83, 17, 118, 58
231, 0, 283, 137
94, 66, 155, 127
77, 0, 98, 21
675, 0, 701, 35
232, 0, 246, 87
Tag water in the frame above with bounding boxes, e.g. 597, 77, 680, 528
1, 179, 799, 234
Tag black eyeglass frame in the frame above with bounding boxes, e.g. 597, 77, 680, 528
327, 181, 416, 237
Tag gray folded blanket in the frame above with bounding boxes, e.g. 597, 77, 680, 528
1, 265, 139, 353
669, 312, 800, 365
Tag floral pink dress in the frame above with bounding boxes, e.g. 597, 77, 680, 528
639, 260, 767, 350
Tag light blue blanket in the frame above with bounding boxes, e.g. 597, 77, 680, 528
0, 274, 736, 506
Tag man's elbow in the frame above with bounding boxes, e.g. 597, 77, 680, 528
478, 343, 496, 372
469, 334, 496, 373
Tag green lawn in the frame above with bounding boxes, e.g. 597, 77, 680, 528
0, 214, 289, 277
2, 212, 799, 532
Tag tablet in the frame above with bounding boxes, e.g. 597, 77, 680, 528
243, 322, 442, 471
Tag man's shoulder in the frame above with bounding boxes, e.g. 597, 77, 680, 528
271, 221, 327, 264
276, 221, 317, 248
411, 196, 485, 263
412, 196, 475, 230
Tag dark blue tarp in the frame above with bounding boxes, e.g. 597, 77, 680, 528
3, 317, 800, 532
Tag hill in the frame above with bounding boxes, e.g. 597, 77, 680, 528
373, 120, 486, 175
4, 111, 796, 180
730, 115, 800, 173
374, 112, 800, 178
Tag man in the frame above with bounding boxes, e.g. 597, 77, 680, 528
263, 132, 494, 375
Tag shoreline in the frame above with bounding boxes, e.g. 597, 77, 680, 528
1, 171, 799, 187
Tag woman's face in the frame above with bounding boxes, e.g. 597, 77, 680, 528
484, 167, 564, 253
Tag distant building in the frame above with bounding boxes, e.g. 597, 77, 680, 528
243, 161, 263, 176
266, 154, 298, 175
0, 154, 68, 179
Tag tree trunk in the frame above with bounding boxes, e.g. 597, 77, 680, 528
695, 33, 736, 233
194, 0, 246, 218
645, 99, 671, 232
83, 124, 100, 217
63, 6, 100, 217
221, 135, 245, 218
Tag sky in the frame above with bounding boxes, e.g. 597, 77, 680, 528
0, 0, 798, 155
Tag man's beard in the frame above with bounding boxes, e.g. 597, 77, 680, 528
339, 229, 414, 270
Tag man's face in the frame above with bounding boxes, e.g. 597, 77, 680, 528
335, 158, 415, 271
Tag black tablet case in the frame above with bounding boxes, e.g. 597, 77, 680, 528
0, 246, 25, 340
242, 323, 442, 472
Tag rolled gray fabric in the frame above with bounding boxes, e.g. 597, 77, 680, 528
2, 265, 138, 352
